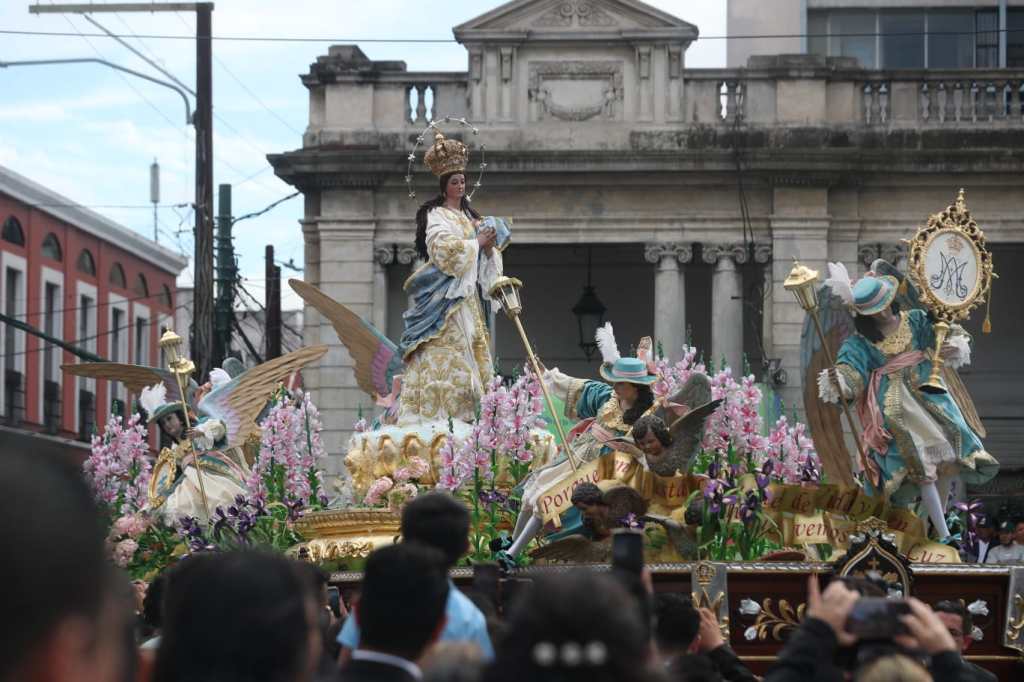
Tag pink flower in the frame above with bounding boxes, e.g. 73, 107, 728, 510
387, 483, 419, 509
112, 513, 149, 539
112, 538, 138, 568
364, 476, 394, 506
83, 414, 152, 516
406, 456, 429, 479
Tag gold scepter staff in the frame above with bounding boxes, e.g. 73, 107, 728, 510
158, 329, 211, 519
489, 276, 581, 472
784, 262, 876, 487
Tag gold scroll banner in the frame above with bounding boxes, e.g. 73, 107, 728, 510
536, 453, 957, 562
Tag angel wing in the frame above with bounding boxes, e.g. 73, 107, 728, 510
871, 259, 985, 437
800, 275, 857, 487
653, 373, 712, 426
289, 279, 403, 400
195, 345, 328, 447
642, 514, 698, 560
662, 398, 724, 474
60, 362, 185, 406
530, 535, 612, 564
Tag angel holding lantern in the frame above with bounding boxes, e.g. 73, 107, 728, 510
807, 260, 998, 541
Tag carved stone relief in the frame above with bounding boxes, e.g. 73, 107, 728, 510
533, 1, 616, 28
528, 60, 624, 122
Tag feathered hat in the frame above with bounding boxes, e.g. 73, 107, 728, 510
595, 323, 658, 386
423, 132, 468, 177
824, 262, 898, 317
139, 383, 180, 423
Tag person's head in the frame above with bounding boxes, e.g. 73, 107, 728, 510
0, 450, 124, 682
157, 409, 186, 441
484, 570, 654, 682
401, 491, 471, 568
653, 594, 700, 660
932, 601, 972, 654
976, 515, 996, 542
153, 552, 319, 682
422, 641, 485, 682
613, 381, 639, 404
853, 653, 931, 682
1014, 520, 1024, 545
356, 543, 450, 661
854, 302, 901, 343
998, 520, 1015, 546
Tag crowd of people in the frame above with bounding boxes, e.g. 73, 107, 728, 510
2, 449, 1015, 682
968, 514, 1024, 564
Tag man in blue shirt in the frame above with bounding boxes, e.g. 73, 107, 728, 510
338, 492, 494, 663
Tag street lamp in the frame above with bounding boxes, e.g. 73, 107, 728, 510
572, 248, 606, 362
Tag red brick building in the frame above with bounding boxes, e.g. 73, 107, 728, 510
0, 165, 187, 448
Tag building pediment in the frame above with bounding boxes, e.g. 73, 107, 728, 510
453, 0, 698, 44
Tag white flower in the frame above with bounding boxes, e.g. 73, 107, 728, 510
967, 599, 989, 616
744, 626, 758, 641
739, 598, 762, 616
971, 626, 984, 641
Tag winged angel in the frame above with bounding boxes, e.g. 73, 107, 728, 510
63, 346, 326, 521
802, 260, 997, 541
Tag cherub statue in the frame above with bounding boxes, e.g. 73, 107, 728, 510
803, 260, 998, 541
63, 346, 327, 522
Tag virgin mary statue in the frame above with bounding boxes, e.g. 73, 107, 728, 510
396, 132, 505, 425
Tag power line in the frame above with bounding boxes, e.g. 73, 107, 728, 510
5, 27, 1024, 42
232, 191, 299, 224
23, 202, 191, 210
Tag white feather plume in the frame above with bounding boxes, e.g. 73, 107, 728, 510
824, 261, 855, 307
208, 368, 231, 388
595, 322, 621, 365
139, 382, 168, 417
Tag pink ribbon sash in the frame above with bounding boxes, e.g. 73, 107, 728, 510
858, 349, 925, 454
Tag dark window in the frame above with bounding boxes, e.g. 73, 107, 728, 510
76, 249, 96, 277
43, 380, 60, 435
1008, 9, 1024, 67
78, 388, 95, 441
880, 11, 925, 69
41, 233, 62, 261
928, 10, 975, 69
4, 267, 23, 425
134, 273, 149, 298
976, 10, 999, 68
833, 11, 876, 69
111, 308, 125, 362
158, 284, 173, 309
808, 11, 828, 58
2, 216, 25, 246
109, 263, 126, 289
43, 283, 58, 387
79, 295, 94, 347
135, 317, 148, 366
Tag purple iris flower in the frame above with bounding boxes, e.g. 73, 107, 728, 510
704, 479, 738, 515
756, 460, 774, 490
738, 491, 761, 524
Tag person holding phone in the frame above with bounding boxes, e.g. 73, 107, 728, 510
765, 575, 981, 682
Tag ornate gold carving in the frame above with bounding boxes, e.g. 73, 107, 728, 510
1008, 595, 1024, 647
750, 598, 806, 641
694, 561, 715, 587
874, 311, 912, 356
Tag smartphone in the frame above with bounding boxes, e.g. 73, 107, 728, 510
845, 597, 910, 639
611, 528, 645, 575
326, 586, 341, 619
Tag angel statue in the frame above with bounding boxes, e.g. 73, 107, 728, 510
805, 261, 998, 542
500, 323, 719, 561
63, 346, 327, 522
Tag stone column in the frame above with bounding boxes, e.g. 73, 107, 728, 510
705, 244, 747, 374
644, 243, 692, 362
372, 245, 393, 333
396, 245, 419, 315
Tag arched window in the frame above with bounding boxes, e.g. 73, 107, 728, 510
158, 284, 173, 308
76, 249, 96, 276
41, 233, 62, 261
109, 263, 126, 289
133, 273, 149, 298
2, 217, 25, 246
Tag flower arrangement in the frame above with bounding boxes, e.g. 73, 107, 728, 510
83, 389, 333, 576
83, 414, 179, 579
655, 350, 824, 561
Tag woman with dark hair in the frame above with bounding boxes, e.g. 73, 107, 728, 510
397, 133, 505, 425
480, 570, 662, 682
153, 552, 319, 682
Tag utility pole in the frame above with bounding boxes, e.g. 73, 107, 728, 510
265, 245, 282, 360
30, 2, 216, 379
150, 159, 160, 243
212, 183, 234, 369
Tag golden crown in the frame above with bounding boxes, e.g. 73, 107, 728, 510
423, 132, 468, 177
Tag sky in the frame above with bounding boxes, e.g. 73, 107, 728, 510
1, 0, 726, 309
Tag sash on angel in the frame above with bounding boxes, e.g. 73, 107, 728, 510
858, 349, 924, 454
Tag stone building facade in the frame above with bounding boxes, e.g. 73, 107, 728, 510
270, 0, 1024, 498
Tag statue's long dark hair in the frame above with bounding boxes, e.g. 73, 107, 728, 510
854, 301, 901, 343
414, 172, 481, 261
623, 385, 655, 426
